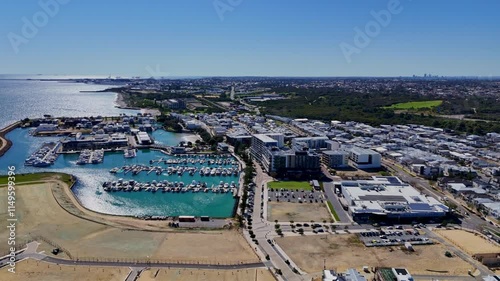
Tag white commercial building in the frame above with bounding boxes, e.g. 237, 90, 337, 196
349, 147, 382, 169
340, 176, 448, 222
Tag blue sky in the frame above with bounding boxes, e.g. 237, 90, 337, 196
0, 0, 499, 77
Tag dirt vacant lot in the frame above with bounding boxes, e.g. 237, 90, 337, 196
0, 260, 127, 281
138, 268, 275, 281
435, 229, 500, 255
0, 182, 257, 263
268, 202, 331, 222
276, 234, 473, 275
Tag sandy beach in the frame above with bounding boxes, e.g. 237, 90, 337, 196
114, 92, 128, 108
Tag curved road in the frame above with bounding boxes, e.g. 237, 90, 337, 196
0, 243, 265, 271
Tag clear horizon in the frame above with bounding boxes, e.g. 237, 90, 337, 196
1, 0, 499, 77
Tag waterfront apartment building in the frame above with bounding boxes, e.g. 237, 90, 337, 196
250, 134, 279, 171
292, 136, 329, 150
322, 150, 349, 168
251, 133, 320, 174
349, 147, 382, 169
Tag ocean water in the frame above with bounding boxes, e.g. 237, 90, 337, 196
0, 79, 237, 218
0, 79, 137, 129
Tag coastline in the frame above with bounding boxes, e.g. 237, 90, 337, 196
0, 121, 21, 157
114, 92, 128, 108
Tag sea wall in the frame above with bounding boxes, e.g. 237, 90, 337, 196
0, 121, 21, 157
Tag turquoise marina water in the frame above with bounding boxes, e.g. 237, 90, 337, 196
1, 128, 237, 218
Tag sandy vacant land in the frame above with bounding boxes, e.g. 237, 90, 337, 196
0, 183, 257, 263
268, 202, 331, 222
0, 259, 127, 281
138, 268, 275, 281
276, 234, 473, 275
435, 229, 500, 255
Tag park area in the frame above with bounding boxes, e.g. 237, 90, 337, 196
268, 202, 332, 222
383, 100, 443, 110
138, 268, 275, 281
435, 229, 500, 255
275, 234, 473, 275
0, 181, 258, 264
268, 181, 312, 191
0, 260, 127, 281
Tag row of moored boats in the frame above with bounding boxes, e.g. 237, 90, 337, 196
24, 142, 60, 167
76, 149, 104, 165
149, 157, 238, 166
102, 179, 237, 193
109, 164, 239, 177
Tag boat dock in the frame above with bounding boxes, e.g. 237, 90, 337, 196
24, 142, 61, 167
109, 164, 240, 177
102, 179, 238, 196
124, 148, 137, 158
76, 149, 104, 165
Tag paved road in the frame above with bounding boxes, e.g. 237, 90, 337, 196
248, 161, 307, 281
0, 252, 265, 270
323, 182, 352, 223
125, 267, 144, 281
0, 242, 265, 271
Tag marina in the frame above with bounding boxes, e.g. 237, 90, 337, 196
76, 149, 105, 165
24, 142, 61, 167
102, 179, 238, 195
109, 164, 239, 177
1, 127, 238, 218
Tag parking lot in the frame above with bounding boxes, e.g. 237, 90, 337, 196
268, 188, 324, 204
358, 226, 433, 247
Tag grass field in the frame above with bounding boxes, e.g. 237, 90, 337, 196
268, 181, 312, 191
0, 172, 74, 186
384, 100, 443, 110
276, 234, 473, 275
268, 202, 331, 222
326, 201, 340, 221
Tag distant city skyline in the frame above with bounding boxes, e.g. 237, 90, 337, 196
1, 0, 499, 77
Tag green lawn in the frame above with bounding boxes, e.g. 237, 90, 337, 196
268, 181, 312, 191
0, 172, 74, 186
327, 201, 340, 221
383, 100, 443, 110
